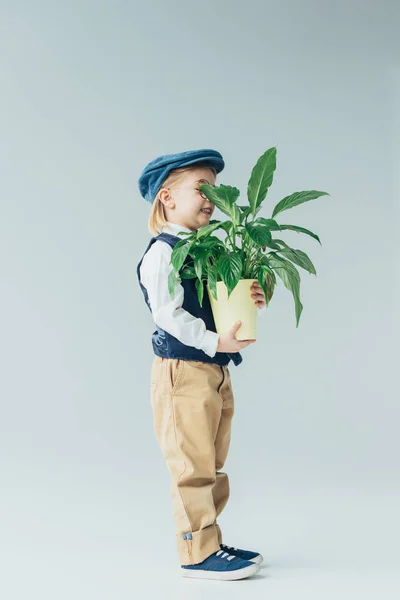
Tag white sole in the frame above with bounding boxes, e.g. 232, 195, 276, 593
181, 562, 260, 580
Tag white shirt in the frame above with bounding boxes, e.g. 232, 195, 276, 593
139, 221, 266, 358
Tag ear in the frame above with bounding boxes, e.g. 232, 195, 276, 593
158, 188, 174, 208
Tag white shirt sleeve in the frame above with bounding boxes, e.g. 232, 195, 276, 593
140, 241, 220, 358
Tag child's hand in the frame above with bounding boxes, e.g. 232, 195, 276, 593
250, 282, 266, 308
217, 321, 256, 353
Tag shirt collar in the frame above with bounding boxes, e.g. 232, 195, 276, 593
161, 221, 195, 238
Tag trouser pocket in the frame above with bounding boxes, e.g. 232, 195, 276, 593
165, 359, 186, 394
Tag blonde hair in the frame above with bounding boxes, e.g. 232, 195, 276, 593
147, 163, 217, 236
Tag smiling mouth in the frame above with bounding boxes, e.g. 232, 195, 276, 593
200, 208, 212, 215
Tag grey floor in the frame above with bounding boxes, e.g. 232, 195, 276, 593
1, 472, 399, 600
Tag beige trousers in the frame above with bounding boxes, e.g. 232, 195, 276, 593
150, 356, 235, 565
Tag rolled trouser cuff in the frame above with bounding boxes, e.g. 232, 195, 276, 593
177, 523, 221, 565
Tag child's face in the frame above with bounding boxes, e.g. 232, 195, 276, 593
160, 167, 217, 231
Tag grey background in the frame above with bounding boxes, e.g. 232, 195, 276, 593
0, 1, 399, 598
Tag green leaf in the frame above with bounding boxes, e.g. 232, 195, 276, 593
273, 240, 317, 274
258, 256, 277, 285
268, 253, 299, 278
238, 205, 252, 225
272, 190, 330, 219
170, 241, 191, 271
199, 183, 240, 219
194, 256, 203, 281
195, 277, 204, 307
247, 147, 277, 215
245, 223, 273, 247
278, 224, 321, 244
173, 237, 192, 250
192, 247, 209, 281
230, 203, 241, 226
197, 235, 224, 250
264, 270, 276, 303
197, 221, 224, 239
257, 265, 272, 307
218, 252, 243, 297
180, 265, 196, 279
218, 221, 234, 235
176, 230, 196, 239
254, 217, 281, 230
282, 248, 316, 275
268, 254, 303, 327
207, 264, 218, 301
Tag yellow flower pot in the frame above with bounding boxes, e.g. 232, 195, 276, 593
206, 279, 258, 340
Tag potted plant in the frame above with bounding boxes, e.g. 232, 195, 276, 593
168, 146, 330, 340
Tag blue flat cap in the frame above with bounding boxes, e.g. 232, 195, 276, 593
138, 148, 225, 203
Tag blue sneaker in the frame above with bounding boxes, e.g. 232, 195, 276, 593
181, 548, 260, 580
220, 543, 264, 565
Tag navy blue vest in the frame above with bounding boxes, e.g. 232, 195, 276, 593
137, 232, 243, 367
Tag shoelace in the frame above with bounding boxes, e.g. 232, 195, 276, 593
216, 549, 235, 561
221, 544, 238, 551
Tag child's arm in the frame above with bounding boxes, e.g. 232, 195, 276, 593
140, 242, 219, 358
